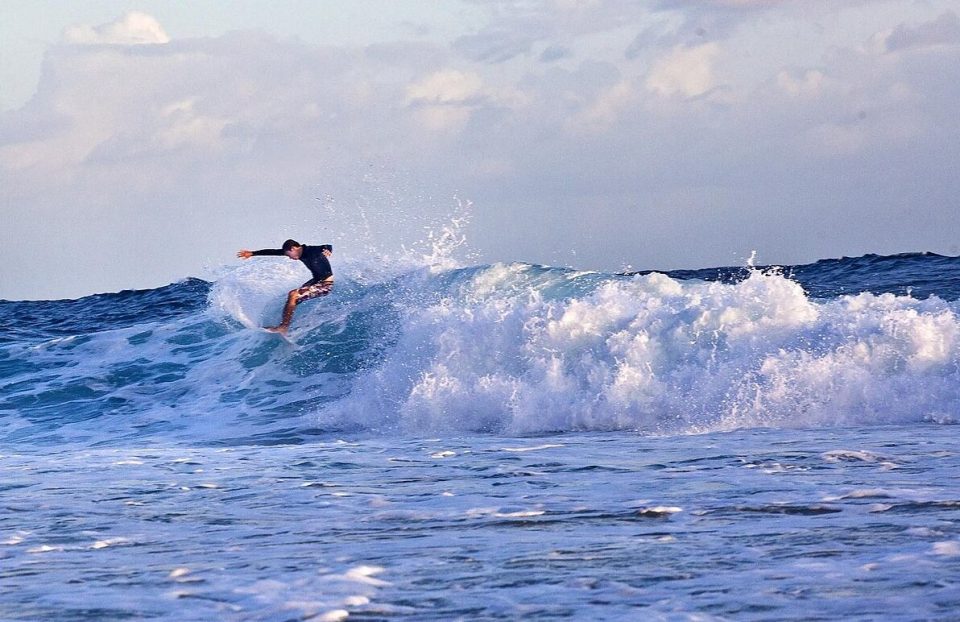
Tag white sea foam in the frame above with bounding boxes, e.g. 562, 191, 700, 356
501, 444, 565, 452
932, 541, 960, 556
316, 264, 960, 435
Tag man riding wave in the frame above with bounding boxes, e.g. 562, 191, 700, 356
236, 239, 333, 335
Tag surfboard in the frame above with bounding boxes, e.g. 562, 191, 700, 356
261, 328, 296, 346
257, 326, 297, 346
230, 308, 296, 345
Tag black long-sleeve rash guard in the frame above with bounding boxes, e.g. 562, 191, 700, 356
251, 245, 333, 286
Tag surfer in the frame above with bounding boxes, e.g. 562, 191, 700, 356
236, 240, 333, 334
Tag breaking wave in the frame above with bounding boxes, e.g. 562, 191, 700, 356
3, 252, 960, 447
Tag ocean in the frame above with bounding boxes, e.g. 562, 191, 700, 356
2, 251, 959, 620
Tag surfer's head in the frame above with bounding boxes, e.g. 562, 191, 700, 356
282, 239, 302, 260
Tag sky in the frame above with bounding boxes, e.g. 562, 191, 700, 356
2, 0, 959, 300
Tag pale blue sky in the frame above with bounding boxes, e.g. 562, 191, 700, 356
2, 1, 959, 299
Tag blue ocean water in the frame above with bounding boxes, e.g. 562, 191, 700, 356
2, 252, 960, 620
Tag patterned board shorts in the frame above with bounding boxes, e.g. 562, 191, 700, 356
294, 281, 333, 305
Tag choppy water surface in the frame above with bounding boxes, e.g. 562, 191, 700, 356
3, 429, 959, 621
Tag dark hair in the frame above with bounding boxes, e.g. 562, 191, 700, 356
281, 239, 301, 252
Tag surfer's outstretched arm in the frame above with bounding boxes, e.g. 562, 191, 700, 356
237, 249, 285, 259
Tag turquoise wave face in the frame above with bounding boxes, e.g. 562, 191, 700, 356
3, 253, 960, 448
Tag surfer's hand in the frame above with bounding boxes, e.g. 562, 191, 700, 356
237, 250, 253, 259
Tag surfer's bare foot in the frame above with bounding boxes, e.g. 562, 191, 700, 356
265, 326, 288, 335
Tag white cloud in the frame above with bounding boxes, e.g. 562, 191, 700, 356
776, 69, 825, 97
405, 69, 530, 131
645, 43, 720, 98
63, 12, 170, 46
157, 99, 230, 151
406, 70, 486, 131
407, 70, 484, 105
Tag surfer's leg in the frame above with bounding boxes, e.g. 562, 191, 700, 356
266, 290, 299, 334
265, 282, 331, 333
